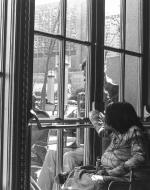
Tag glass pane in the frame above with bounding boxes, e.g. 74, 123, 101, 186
33, 35, 61, 118
125, 55, 141, 112
63, 127, 84, 172
104, 50, 120, 108
64, 42, 88, 119
34, 0, 61, 34
30, 120, 56, 187
66, 0, 89, 41
105, 0, 120, 48
126, 0, 142, 52
30, 125, 84, 189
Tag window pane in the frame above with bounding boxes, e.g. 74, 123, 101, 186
66, 0, 89, 41
34, 0, 61, 34
64, 42, 88, 119
30, 125, 84, 186
33, 35, 61, 118
104, 51, 120, 108
30, 122, 55, 184
105, 0, 120, 48
125, 55, 141, 112
126, 0, 142, 52
63, 127, 84, 171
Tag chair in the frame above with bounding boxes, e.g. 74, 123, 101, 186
108, 165, 150, 190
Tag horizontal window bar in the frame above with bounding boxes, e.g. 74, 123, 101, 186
104, 46, 143, 57
29, 110, 92, 129
29, 123, 93, 129
30, 118, 90, 124
34, 30, 93, 46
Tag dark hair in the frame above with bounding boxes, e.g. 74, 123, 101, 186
105, 102, 143, 134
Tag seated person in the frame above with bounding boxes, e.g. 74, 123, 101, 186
59, 102, 148, 190
37, 130, 84, 190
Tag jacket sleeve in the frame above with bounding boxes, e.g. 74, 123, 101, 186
108, 126, 146, 177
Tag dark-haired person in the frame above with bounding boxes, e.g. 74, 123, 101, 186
61, 102, 148, 190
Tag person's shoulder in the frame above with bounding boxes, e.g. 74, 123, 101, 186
128, 125, 143, 138
129, 125, 141, 132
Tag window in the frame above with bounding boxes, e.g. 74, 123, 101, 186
30, 0, 94, 188
33, 0, 92, 118
103, 0, 143, 116
1, 0, 150, 190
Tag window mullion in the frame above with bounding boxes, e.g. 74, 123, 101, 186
137, 0, 143, 116
120, 0, 126, 102
56, 0, 67, 181
59, 0, 67, 119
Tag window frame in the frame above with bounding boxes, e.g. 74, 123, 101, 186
1, 0, 149, 189
33, 1, 93, 123
31, 0, 97, 182
103, 0, 144, 116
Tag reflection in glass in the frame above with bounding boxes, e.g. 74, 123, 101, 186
64, 42, 88, 119
104, 50, 120, 108
33, 35, 60, 118
66, 0, 89, 41
34, 0, 61, 34
125, 55, 141, 112
105, 0, 120, 48
126, 0, 142, 53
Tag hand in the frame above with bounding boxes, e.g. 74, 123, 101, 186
96, 169, 109, 176
107, 170, 114, 176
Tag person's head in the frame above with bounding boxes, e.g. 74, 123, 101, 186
105, 102, 143, 134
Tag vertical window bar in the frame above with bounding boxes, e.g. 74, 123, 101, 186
56, 0, 67, 181
87, 0, 92, 42
86, 0, 92, 117
84, 47, 91, 165
0, 1, 6, 188
137, 59, 143, 116
137, 0, 143, 116
83, 0, 92, 165
120, 0, 126, 102
59, 0, 67, 119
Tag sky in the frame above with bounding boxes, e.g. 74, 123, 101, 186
105, 0, 120, 15
35, 0, 60, 5
35, 0, 120, 15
